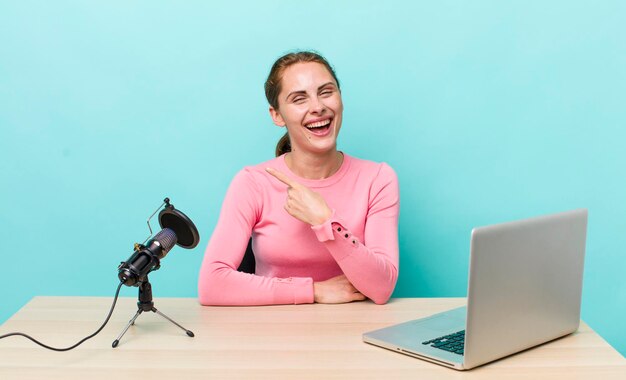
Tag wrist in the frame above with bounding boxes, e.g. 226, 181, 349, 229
312, 207, 333, 226
313, 282, 320, 303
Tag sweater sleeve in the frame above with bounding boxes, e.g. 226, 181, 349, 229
198, 169, 314, 306
310, 163, 399, 304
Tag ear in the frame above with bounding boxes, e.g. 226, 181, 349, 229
269, 106, 286, 127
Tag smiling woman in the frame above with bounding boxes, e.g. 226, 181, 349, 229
265, 52, 343, 159
197, 51, 400, 305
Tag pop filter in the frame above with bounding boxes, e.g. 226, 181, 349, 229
158, 201, 200, 249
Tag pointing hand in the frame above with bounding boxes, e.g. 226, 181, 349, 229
266, 167, 332, 226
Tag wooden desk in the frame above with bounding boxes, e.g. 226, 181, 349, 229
0, 297, 624, 379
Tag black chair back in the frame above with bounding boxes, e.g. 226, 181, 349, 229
237, 238, 256, 274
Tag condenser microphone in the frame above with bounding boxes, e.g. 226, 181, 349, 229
118, 198, 200, 287
118, 228, 177, 286
0, 197, 200, 351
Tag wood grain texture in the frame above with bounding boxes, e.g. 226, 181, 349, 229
0, 297, 624, 379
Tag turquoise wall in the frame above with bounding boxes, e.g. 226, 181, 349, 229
1, 1, 624, 356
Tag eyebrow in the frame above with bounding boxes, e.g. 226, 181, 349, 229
285, 82, 337, 101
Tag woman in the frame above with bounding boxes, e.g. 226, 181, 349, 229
198, 51, 399, 305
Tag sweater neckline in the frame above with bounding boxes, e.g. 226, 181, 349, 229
278, 152, 351, 188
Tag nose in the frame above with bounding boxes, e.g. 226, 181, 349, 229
309, 95, 326, 114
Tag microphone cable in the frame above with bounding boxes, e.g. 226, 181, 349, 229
0, 281, 123, 351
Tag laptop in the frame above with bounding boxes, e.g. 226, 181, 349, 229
363, 209, 588, 370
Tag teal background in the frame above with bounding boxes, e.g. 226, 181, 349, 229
1, 1, 624, 356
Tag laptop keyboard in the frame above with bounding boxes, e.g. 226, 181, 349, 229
422, 330, 465, 355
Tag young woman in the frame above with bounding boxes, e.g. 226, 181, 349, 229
198, 51, 399, 305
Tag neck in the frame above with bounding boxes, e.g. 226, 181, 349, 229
285, 149, 344, 180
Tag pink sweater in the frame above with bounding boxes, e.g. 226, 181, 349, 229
198, 153, 399, 305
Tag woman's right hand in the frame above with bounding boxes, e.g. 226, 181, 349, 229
313, 274, 367, 304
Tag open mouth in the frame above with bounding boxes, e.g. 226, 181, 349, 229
304, 118, 333, 136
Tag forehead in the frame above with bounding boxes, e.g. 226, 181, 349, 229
280, 62, 336, 91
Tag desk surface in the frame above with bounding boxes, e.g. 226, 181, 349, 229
0, 296, 624, 379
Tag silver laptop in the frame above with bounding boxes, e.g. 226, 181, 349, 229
363, 209, 588, 370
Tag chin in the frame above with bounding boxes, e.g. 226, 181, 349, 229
307, 143, 338, 155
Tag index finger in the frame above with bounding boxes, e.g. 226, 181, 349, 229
266, 167, 298, 188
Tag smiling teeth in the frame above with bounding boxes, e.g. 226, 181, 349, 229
305, 119, 331, 129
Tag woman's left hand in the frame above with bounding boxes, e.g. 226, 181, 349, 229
266, 167, 332, 226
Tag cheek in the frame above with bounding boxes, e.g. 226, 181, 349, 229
330, 97, 344, 113
284, 105, 308, 124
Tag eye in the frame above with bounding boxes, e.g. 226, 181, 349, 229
292, 96, 306, 104
320, 89, 333, 97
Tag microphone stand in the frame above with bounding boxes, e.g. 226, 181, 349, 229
112, 275, 194, 348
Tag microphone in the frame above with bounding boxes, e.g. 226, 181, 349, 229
118, 198, 199, 287
118, 228, 177, 286
0, 197, 199, 351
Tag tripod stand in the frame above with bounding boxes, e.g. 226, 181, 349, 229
112, 276, 194, 348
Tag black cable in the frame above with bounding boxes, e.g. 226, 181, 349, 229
0, 282, 124, 351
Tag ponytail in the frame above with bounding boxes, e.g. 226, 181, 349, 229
275, 132, 291, 157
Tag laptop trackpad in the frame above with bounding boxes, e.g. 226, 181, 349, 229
364, 306, 467, 348
417, 306, 466, 332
